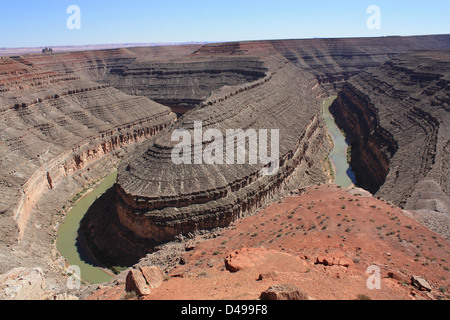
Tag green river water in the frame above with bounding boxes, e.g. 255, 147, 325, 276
322, 96, 356, 188
56, 171, 117, 284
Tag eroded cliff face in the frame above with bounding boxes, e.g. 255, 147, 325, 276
100, 57, 268, 115
330, 51, 450, 238
79, 56, 332, 265
1, 36, 450, 285
0, 57, 176, 247
330, 83, 398, 194
194, 35, 450, 91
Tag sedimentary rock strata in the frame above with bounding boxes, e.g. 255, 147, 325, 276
0, 57, 176, 247
195, 35, 450, 90
100, 57, 268, 115
330, 50, 450, 237
80, 35, 450, 265
81, 57, 331, 265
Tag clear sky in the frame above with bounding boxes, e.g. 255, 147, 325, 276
0, 0, 449, 48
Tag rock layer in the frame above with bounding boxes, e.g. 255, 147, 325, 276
81, 57, 330, 265
0, 57, 176, 246
330, 50, 450, 238
100, 57, 268, 115
1, 35, 449, 290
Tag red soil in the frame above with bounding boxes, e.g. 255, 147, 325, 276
87, 184, 450, 300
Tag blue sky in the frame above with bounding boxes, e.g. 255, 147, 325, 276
0, 0, 449, 48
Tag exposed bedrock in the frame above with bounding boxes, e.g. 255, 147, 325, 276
194, 35, 450, 90
1, 35, 449, 279
16, 48, 268, 116
330, 51, 450, 237
80, 59, 332, 265
0, 58, 176, 246
98, 57, 268, 115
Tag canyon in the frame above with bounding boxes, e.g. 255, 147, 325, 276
330, 50, 450, 239
0, 34, 449, 299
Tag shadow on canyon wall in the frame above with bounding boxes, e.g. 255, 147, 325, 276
76, 186, 155, 269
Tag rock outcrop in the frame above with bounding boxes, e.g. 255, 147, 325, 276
0, 58, 176, 242
411, 276, 432, 292
81, 56, 331, 265
1, 35, 450, 297
125, 265, 165, 297
195, 35, 450, 90
100, 57, 268, 115
0, 56, 176, 276
315, 252, 354, 268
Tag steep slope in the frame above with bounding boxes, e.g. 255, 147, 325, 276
195, 35, 450, 90
99, 57, 268, 115
330, 50, 450, 239
16, 47, 268, 116
0, 57, 176, 273
80, 35, 450, 268
1, 35, 449, 298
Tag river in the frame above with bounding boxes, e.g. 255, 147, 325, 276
56, 171, 117, 284
322, 96, 356, 188
56, 97, 354, 284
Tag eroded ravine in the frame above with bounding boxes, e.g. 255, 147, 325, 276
322, 96, 356, 188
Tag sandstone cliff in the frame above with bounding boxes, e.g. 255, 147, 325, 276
0, 57, 176, 274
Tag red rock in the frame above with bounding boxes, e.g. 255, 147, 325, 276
224, 248, 266, 272
337, 257, 354, 268
260, 284, 308, 300
257, 271, 278, 281
139, 266, 165, 289
125, 269, 151, 296
387, 271, 409, 283
315, 252, 353, 267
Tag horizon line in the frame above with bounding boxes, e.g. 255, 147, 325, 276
1, 33, 449, 56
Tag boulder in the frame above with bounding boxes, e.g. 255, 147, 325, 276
260, 284, 308, 300
125, 269, 151, 296
315, 252, 354, 268
411, 276, 432, 292
139, 266, 165, 289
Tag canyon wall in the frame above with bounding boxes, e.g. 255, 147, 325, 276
80, 56, 332, 265
330, 50, 450, 238
99, 57, 268, 115
1, 35, 449, 276
194, 35, 450, 90
0, 57, 177, 247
